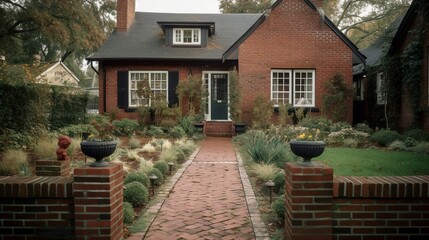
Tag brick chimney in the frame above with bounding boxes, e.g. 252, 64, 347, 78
117, 0, 135, 32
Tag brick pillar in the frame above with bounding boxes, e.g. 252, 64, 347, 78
284, 163, 333, 240
73, 163, 124, 240
35, 159, 70, 176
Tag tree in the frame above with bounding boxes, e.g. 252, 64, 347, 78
0, 0, 116, 64
324, 0, 412, 48
219, 0, 271, 13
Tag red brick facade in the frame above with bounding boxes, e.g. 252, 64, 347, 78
238, 0, 353, 123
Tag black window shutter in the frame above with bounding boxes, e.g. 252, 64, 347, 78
117, 71, 129, 109
168, 71, 179, 107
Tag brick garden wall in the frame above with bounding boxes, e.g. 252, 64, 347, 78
0, 161, 123, 240
285, 163, 429, 240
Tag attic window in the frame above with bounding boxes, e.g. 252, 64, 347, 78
173, 28, 201, 45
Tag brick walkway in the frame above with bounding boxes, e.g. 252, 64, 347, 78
137, 137, 269, 240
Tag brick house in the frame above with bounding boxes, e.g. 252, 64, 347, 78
87, 0, 365, 134
386, 0, 429, 132
353, 0, 429, 132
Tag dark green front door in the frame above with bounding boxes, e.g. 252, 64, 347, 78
211, 74, 228, 120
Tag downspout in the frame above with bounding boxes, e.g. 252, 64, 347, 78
102, 62, 107, 113
90, 61, 99, 75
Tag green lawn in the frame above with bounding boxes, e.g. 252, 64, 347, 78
315, 147, 429, 176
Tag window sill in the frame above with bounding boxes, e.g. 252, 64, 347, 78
273, 106, 319, 114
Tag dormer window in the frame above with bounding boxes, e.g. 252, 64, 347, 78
173, 28, 201, 45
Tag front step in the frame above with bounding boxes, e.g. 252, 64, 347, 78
204, 121, 234, 137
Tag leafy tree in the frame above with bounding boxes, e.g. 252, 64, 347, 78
324, 0, 412, 48
0, 0, 116, 64
219, 0, 271, 13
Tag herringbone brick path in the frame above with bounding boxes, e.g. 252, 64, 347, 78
143, 138, 255, 240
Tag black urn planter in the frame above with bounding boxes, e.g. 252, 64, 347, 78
80, 140, 117, 167
234, 123, 247, 135
290, 140, 325, 166
194, 123, 204, 133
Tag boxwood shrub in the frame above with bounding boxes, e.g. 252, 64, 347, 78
370, 130, 403, 146
124, 171, 149, 187
124, 182, 148, 206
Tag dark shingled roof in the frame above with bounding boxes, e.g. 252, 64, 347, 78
87, 12, 263, 61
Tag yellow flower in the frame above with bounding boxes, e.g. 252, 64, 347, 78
298, 133, 306, 140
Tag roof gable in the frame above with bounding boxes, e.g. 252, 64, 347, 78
223, 0, 366, 65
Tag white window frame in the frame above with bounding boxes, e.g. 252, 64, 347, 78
376, 72, 386, 105
271, 69, 315, 107
129, 71, 168, 107
173, 28, 201, 45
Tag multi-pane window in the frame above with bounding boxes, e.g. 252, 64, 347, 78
271, 70, 292, 105
129, 71, 168, 107
271, 69, 315, 107
173, 28, 201, 45
376, 72, 386, 105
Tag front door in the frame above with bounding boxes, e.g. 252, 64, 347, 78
210, 73, 228, 120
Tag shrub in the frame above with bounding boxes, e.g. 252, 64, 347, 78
343, 138, 360, 148
169, 126, 186, 139
34, 137, 57, 159
252, 95, 273, 129
252, 163, 277, 182
153, 161, 169, 175
273, 171, 285, 193
123, 202, 134, 224
410, 142, 429, 154
299, 117, 332, 132
330, 122, 352, 132
370, 130, 403, 146
141, 143, 156, 152
171, 146, 186, 163
404, 137, 418, 148
146, 126, 164, 136
326, 128, 370, 147
0, 149, 28, 175
113, 119, 139, 137
388, 140, 406, 151
178, 116, 196, 135
246, 131, 289, 166
178, 140, 197, 155
354, 123, 373, 134
67, 138, 81, 160
403, 129, 429, 142
128, 137, 140, 149
124, 182, 149, 206
124, 171, 150, 187
159, 149, 177, 164
147, 168, 164, 185
58, 124, 97, 138
272, 194, 285, 221
139, 159, 154, 173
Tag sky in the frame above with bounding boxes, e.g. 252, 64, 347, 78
136, 0, 221, 13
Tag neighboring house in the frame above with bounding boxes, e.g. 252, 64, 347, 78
353, 0, 429, 132
7, 56, 80, 87
387, 0, 429, 132
352, 17, 403, 127
87, 0, 365, 135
